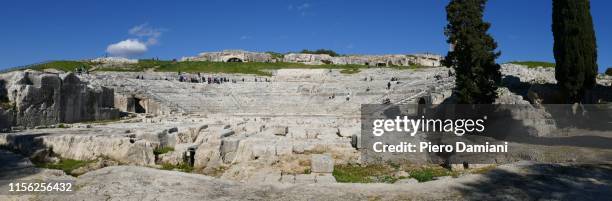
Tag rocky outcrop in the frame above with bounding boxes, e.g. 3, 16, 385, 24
283, 53, 443, 67
181, 50, 274, 63
41, 134, 156, 165
0, 70, 120, 128
181, 50, 443, 67
501, 64, 556, 84
91, 57, 138, 64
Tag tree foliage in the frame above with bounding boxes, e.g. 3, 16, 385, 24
300, 49, 340, 57
443, 0, 501, 104
552, 0, 598, 103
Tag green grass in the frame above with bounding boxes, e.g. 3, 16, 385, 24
160, 163, 193, 172
93, 60, 370, 75
408, 167, 457, 182
30, 60, 96, 72
266, 51, 285, 60
153, 146, 174, 156
79, 118, 121, 125
153, 61, 370, 76
26, 59, 425, 76
34, 158, 93, 176
333, 164, 458, 183
333, 164, 395, 183
509, 61, 556, 68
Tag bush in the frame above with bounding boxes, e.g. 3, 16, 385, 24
0, 101, 11, 110
509, 61, 556, 68
153, 147, 174, 156
160, 163, 193, 172
35, 158, 92, 176
606, 68, 612, 76
266, 51, 284, 60
300, 49, 340, 57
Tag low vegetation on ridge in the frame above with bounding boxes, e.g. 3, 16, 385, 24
26, 59, 399, 76
509, 61, 556, 68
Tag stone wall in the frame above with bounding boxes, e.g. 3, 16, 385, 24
0, 70, 120, 128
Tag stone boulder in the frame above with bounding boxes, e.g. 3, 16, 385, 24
311, 154, 334, 173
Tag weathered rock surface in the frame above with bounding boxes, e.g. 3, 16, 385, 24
181, 50, 274, 63
180, 50, 442, 67
1, 161, 609, 201
311, 154, 334, 173
0, 70, 120, 128
282, 53, 442, 67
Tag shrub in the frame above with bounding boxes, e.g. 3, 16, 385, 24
300, 49, 340, 57
34, 158, 92, 176
153, 147, 174, 156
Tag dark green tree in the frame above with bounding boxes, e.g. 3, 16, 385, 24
552, 0, 598, 103
443, 0, 501, 104
606, 68, 612, 76
300, 49, 339, 57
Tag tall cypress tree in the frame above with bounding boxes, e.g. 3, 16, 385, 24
443, 0, 501, 104
553, 0, 598, 103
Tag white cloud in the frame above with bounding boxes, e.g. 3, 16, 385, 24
288, 3, 312, 17
297, 3, 310, 10
106, 39, 148, 57
240, 35, 252, 40
128, 23, 163, 45
105, 24, 164, 58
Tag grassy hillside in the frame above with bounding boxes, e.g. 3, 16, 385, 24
30, 60, 95, 72
21, 59, 427, 76
509, 61, 556, 68
154, 61, 370, 75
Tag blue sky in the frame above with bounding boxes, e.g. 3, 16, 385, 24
0, 0, 610, 72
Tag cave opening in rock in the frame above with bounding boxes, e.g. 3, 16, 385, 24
226, 57, 243, 62
186, 147, 196, 167
418, 97, 427, 116
134, 98, 146, 113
